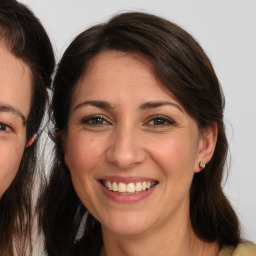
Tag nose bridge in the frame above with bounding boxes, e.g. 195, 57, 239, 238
106, 121, 145, 169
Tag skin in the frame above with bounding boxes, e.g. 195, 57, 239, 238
64, 50, 218, 256
0, 41, 31, 197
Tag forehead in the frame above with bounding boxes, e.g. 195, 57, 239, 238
0, 41, 32, 120
73, 50, 176, 104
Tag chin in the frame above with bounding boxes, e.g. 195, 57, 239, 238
101, 212, 153, 236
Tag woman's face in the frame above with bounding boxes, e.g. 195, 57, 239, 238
0, 42, 31, 197
65, 51, 216, 236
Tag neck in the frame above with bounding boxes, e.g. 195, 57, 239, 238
100, 217, 219, 256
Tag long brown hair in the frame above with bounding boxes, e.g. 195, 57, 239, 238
0, 1, 54, 255
40, 12, 240, 256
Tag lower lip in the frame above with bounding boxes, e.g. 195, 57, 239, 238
99, 182, 158, 203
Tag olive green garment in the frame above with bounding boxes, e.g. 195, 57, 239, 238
218, 242, 256, 256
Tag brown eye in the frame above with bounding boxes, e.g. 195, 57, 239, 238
81, 115, 110, 126
0, 123, 11, 132
152, 118, 167, 125
89, 117, 104, 124
147, 116, 175, 126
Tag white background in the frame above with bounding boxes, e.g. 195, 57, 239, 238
19, 0, 256, 243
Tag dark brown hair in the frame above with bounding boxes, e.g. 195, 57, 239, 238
0, 0, 55, 255
40, 12, 240, 256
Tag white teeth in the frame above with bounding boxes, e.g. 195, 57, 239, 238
135, 182, 142, 192
119, 182, 126, 193
103, 180, 156, 193
142, 181, 147, 191
126, 183, 136, 193
106, 180, 112, 190
112, 182, 118, 192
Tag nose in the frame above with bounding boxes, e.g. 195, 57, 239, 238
106, 126, 146, 170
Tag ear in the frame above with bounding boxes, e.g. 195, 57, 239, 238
56, 129, 69, 168
63, 143, 70, 168
26, 134, 37, 148
195, 122, 218, 173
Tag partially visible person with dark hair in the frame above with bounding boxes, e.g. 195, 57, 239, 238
0, 0, 54, 255
40, 12, 255, 256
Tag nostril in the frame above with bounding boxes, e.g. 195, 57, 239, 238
106, 144, 146, 170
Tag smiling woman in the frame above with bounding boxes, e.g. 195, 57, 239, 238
0, 1, 54, 255
0, 42, 31, 197
64, 51, 213, 239
39, 12, 255, 256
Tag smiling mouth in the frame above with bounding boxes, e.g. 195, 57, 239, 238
101, 180, 158, 195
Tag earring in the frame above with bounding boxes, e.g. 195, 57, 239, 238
199, 161, 205, 169
26, 134, 37, 148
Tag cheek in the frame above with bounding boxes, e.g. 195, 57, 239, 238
145, 134, 199, 217
65, 133, 106, 216
145, 132, 200, 199
148, 134, 198, 173
66, 133, 105, 176
0, 143, 24, 197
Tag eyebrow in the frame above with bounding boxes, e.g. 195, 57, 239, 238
74, 100, 114, 111
74, 100, 183, 112
0, 103, 26, 124
140, 101, 183, 112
